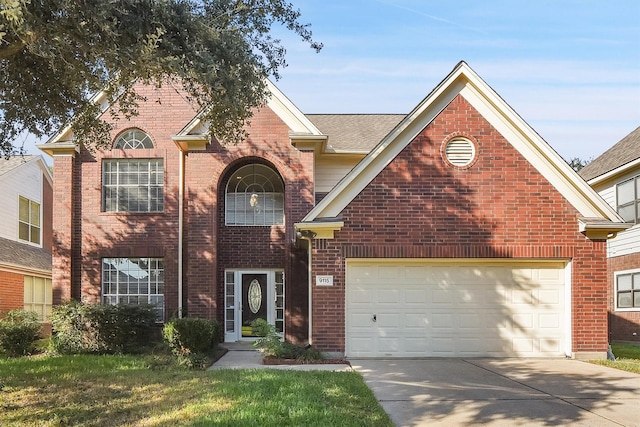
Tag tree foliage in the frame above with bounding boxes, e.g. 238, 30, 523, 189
0, 0, 321, 156
567, 157, 591, 172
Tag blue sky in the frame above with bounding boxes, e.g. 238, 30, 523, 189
24, 0, 639, 162
273, 0, 640, 161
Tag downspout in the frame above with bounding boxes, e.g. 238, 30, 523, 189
178, 150, 185, 318
300, 234, 313, 345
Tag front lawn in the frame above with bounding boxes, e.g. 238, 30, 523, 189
589, 342, 640, 374
0, 355, 392, 426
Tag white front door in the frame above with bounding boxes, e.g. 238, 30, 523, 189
224, 270, 285, 342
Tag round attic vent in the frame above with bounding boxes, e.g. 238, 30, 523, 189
444, 137, 476, 167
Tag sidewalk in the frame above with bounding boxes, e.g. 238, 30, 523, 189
209, 342, 353, 371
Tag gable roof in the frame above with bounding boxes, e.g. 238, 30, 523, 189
306, 114, 405, 153
579, 126, 640, 182
0, 155, 37, 176
298, 61, 627, 238
0, 155, 53, 186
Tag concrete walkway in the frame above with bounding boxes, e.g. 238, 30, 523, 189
208, 342, 352, 371
351, 358, 640, 427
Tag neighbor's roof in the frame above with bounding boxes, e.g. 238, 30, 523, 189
307, 114, 405, 152
0, 236, 51, 274
0, 155, 37, 176
580, 126, 640, 181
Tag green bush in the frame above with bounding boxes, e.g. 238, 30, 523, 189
251, 319, 324, 361
0, 310, 42, 357
50, 301, 157, 354
162, 317, 220, 357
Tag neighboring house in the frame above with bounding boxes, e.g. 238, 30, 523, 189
39, 62, 627, 360
580, 127, 640, 343
0, 155, 53, 321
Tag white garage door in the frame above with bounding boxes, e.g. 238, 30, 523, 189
346, 260, 568, 358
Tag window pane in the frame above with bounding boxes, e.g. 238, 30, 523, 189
31, 226, 40, 244
634, 291, 640, 308
618, 205, 635, 223
102, 159, 164, 213
30, 201, 40, 226
618, 275, 632, 291
18, 222, 29, 240
617, 179, 635, 205
618, 292, 632, 308
19, 197, 29, 222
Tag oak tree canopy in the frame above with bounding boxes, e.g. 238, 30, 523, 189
0, 0, 321, 156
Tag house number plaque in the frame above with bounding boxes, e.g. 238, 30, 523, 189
316, 275, 334, 286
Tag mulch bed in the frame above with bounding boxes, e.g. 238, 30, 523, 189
262, 356, 350, 365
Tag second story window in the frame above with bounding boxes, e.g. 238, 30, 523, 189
113, 129, 154, 149
19, 196, 40, 245
103, 159, 164, 212
616, 175, 640, 224
225, 163, 284, 226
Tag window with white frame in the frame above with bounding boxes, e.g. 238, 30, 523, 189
113, 129, 154, 149
616, 175, 640, 224
102, 258, 165, 321
616, 270, 640, 310
18, 196, 40, 245
102, 159, 164, 212
225, 163, 284, 226
24, 276, 52, 321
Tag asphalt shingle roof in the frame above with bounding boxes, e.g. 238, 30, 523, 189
0, 155, 37, 176
579, 126, 640, 181
0, 236, 52, 272
306, 114, 405, 152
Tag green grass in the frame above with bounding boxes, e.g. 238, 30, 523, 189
0, 354, 392, 426
589, 342, 640, 374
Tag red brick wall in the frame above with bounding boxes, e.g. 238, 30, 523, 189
608, 252, 640, 342
311, 95, 609, 355
0, 271, 23, 316
51, 155, 73, 304
51, 82, 314, 338
42, 174, 53, 254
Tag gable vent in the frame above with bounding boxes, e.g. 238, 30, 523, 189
444, 138, 476, 167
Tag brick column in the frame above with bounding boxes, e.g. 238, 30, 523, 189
50, 150, 76, 304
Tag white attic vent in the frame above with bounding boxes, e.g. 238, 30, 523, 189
444, 137, 476, 167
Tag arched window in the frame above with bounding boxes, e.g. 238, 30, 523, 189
113, 129, 154, 149
225, 164, 284, 226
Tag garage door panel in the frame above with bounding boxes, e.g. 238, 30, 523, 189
346, 261, 567, 358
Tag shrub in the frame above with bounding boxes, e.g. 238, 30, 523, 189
162, 317, 220, 357
0, 310, 42, 357
50, 301, 157, 354
251, 319, 324, 362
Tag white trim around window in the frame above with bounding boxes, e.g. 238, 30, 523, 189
614, 268, 640, 311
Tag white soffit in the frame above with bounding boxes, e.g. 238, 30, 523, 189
303, 61, 622, 223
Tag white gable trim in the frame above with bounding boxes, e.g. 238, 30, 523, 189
176, 79, 323, 139
303, 61, 623, 224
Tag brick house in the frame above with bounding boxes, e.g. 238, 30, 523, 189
580, 127, 640, 343
40, 62, 627, 359
0, 155, 53, 321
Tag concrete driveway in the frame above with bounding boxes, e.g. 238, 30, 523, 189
351, 358, 640, 426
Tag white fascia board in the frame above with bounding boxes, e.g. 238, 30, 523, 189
265, 79, 323, 136
587, 158, 640, 187
175, 79, 323, 139
458, 77, 622, 222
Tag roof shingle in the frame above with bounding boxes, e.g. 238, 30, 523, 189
306, 114, 405, 152
579, 126, 640, 181
0, 236, 52, 272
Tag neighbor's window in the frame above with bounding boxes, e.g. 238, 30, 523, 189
102, 159, 164, 212
616, 271, 640, 310
19, 196, 40, 245
102, 257, 165, 321
225, 163, 284, 225
616, 175, 640, 224
24, 276, 52, 321
113, 129, 154, 149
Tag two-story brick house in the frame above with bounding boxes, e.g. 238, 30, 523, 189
40, 62, 628, 359
0, 155, 53, 320
580, 127, 640, 343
